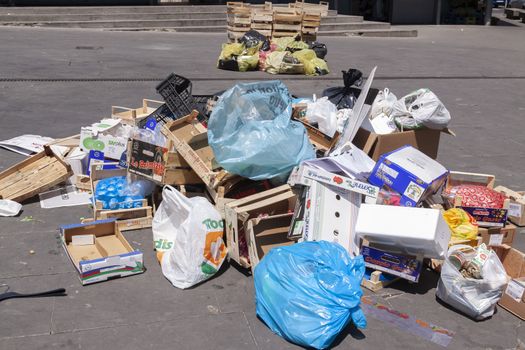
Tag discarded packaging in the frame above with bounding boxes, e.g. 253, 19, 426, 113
254, 241, 366, 350
0, 134, 54, 156
355, 204, 451, 259
0, 199, 22, 216
494, 245, 525, 320
436, 244, 507, 320
61, 218, 144, 285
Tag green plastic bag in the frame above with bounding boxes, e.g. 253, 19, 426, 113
292, 49, 330, 76
265, 51, 304, 75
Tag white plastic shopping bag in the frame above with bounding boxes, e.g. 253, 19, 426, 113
152, 186, 227, 289
0, 199, 22, 217
370, 88, 397, 118
436, 244, 507, 320
391, 88, 451, 130
306, 96, 338, 137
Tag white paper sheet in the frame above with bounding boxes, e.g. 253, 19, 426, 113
39, 186, 91, 209
0, 135, 54, 156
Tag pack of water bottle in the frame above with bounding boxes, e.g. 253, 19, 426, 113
94, 176, 152, 210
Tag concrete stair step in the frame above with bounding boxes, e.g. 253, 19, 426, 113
0, 11, 227, 21
1, 17, 227, 28
0, 5, 228, 14
106, 25, 226, 32
318, 28, 418, 37
319, 21, 390, 31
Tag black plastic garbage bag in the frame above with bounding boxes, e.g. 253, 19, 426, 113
217, 59, 239, 71
322, 69, 363, 109
240, 29, 270, 52
309, 42, 327, 59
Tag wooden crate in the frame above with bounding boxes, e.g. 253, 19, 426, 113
0, 146, 72, 202
227, 2, 252, 42
291, 0, 329, 17
89, 164, 153, 232
111, 99, 164, 126
361, 270, 400, 292
251, 2, 273, 37
162, 110, 238, 200
272, 7, 303, 38
301, 12, 321, 39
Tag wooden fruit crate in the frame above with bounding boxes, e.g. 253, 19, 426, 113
0, 146, 72, 202
272, 7, 303, 38
290, 0, 329, 17
227, 2, 252, 42
251, 1, 273, 38
302, 12, 321, 39
89, 164, 153, 232
111, 99, 164, 126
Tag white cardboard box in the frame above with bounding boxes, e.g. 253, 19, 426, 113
355, 204, 451, 259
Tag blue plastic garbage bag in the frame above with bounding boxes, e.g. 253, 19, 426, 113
207, 81, 315, 181
254, 241, 367, 350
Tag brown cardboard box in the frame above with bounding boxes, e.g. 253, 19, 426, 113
352, 128, 447, 161
246, 213, 295, 274
479, 224, 516, 247
494, 245, 525, 320
494, 186, 525, 227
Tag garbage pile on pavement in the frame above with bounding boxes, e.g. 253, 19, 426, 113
218, 29, 329, 75
1, 66, 525, 349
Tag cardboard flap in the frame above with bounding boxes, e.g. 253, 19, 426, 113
494, 186, 525, 203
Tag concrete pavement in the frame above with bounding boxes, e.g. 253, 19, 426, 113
0, 25, 524, 350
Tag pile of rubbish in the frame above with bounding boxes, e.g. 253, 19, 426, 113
217, 30, 329, 75
1, 66, 524, 350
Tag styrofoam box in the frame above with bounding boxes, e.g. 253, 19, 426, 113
355, 204, 451, 259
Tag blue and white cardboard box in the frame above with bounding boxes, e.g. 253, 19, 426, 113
361, 245, 423, 282
368, 145, 448, 207
60, 218, 144, 285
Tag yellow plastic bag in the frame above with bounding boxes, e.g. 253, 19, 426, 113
218, 42, 244, 60
271, 37, 296, 51
443, 208, 479, 241
292, 49, 330, 76
238, 54, 260, 72
264, 51, 304, 75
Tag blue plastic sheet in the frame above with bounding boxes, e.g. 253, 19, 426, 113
254, 241, 367, 350
207, 81, 315, 181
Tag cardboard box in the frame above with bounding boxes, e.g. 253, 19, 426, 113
479, 224, 516, 247
246, 213, 295, 273
355, 204, 451, 259
361, 245, 423, 282
368, 145, 448, 207
80, 119, 128, 161
127, 113, 204, 185
444, 171, 509, 228
224, 185, 297, 268
352, 127, 448, 161
494, 245, 525, 320
90, 164, 153, 231
494, 186, 525, 226
60, 219, 144, 285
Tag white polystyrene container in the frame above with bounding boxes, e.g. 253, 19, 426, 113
355, 204, 451, 259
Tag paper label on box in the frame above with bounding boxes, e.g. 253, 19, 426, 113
379, 163, 398, 179
509, 203, 522, 218
505, 280, 525, 303
488, 233, 504, 246
403, 181, 425, 203
71, 234, 95, 246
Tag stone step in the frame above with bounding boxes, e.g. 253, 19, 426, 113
0, 5, 337, 15
0, 13, 362, 23
319, 21, 390, 31
2, 17, 228, 28
318, 28, 418, 37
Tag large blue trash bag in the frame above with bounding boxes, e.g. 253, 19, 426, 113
254, 241, 367, 350
207, 81, 315, 181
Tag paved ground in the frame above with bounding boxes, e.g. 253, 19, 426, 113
0, 24, 524, 350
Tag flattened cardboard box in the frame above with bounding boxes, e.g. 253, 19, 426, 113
61, 219, 144, 285
495, 245, 525, 320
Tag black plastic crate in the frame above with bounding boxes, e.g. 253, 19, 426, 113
156, 73, 195, 119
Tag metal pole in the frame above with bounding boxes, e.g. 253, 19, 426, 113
485, 0, 493, 25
